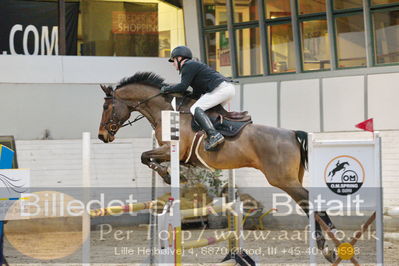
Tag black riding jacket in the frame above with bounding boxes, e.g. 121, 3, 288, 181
163, 59, 229, 98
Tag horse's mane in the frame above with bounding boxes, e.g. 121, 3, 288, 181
116, 72, 167, 90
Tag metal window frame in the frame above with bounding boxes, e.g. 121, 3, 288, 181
197, 0, 399, 78
333, 10, 366, 69
202, 28, 230, 74
196, 0, 206, 63
369, 4, 399, 66
290, 0, 302, 73
227, 0, 238, 77
258, 0, 269, 75
58, 0, 66, 55
329, 1, 366, 70
266, 21, 297, 75
297, 14, 330, 72
370, 1, 399, 9
326, 0, 337, 70
234, 25, 264, 77
264, 0, 293, 75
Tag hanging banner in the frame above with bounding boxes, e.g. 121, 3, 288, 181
114, 2, 159, 56
0, 0, 79, 55
112, 11, 158, 34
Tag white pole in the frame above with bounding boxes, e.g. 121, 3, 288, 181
171, 140, 180, 210
160, 110, 182, 265
170, 111, 182, 265
82, 132, 90, 265
375, 133, 384, 265
228, 169, 239, 250
307, 133, 317, 266
149, 131, 157, 266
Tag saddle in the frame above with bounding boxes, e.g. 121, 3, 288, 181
191, 105, 252, 137
173, 94, 252, 137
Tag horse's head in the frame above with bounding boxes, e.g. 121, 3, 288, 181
98, 85, 131, 143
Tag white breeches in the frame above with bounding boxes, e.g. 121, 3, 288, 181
190, 81, 235, 115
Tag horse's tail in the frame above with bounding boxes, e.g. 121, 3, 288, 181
295, 130, 308, 170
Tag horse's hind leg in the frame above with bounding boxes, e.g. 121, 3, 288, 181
270, 177, 337, 263
296, 160, 337, 259
141, 144, 171, 184
297, 163, 336, 247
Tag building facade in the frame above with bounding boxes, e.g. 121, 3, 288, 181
0, 0, 398, 139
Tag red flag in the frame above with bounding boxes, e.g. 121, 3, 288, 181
355, 118, 374, 132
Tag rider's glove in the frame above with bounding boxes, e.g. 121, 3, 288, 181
160, 86, 172, 94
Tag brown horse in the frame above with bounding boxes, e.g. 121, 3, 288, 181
98, 72, 336, 262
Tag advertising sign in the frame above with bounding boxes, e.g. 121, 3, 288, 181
0, 0, 79, 55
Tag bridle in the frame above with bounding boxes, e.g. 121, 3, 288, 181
102, 92, 163, 136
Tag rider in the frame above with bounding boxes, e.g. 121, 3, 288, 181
161, 46, 235, 151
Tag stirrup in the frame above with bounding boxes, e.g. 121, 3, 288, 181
205, 133, 224, 151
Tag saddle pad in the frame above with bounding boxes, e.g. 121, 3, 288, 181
191, 116, 252, 137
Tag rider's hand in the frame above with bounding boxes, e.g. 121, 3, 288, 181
160, 86, 170, 94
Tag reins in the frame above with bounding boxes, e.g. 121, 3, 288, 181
120, 92, 163, 127
103, 91, 165, 136
120, 114, 145, 128
104, 90, 191, 136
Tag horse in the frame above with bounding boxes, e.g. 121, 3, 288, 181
98, 72, 337, 262
328, 161, 350, 178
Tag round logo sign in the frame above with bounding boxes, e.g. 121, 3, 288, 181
324, 155, 365, 195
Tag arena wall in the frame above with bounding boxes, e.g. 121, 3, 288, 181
15, 130, 399, 229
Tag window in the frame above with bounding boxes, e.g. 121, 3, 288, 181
301, 19, 330, 71
264, 0, 295, 73
80, 0, 185, 57
335, 14, 366, 68
233, 0, 259, 23
265, 0, 291, 19
268, 23, 296, 73
372, 0, 399, 5
202, 0, 263, 77
201, 0, 231, 76
298, 0, 326, 15
297, 0, 330, 71
204, 30, 232, 76
232, 1, 262, 76
198, 0, 399, 76
202, 0, 227, 26
333, 0, 363, 10
372, 9, 399, 64
235, 27, 263, 76
331, 1, 365, 68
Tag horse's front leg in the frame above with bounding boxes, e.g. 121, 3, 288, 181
141, 144, 171, 184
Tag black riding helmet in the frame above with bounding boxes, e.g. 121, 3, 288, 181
168, 46, 193, 62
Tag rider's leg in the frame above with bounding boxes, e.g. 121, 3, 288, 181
189, 81, 235, 115
193, 107, 225, 150
190, 82, 235, 150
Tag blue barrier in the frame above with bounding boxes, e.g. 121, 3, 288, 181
0, 145, 13, 169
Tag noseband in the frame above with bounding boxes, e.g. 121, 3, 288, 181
102, 92, 163, 136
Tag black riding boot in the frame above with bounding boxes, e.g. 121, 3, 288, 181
194, 107, 225, 151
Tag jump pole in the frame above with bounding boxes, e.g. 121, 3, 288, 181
159, 106, 182, 265
149, 130, 158, 266
158, 102, 252, 265
227, 169, 241, 251
82, 132, 91, 265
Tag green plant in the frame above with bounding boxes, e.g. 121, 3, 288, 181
183, 166, 226, 197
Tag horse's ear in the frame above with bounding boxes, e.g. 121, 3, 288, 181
100, 84, 113, 97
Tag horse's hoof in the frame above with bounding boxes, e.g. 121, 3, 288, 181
322, 246, 337, 263
162, 173, 171, 184
316, 235, 326, 250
